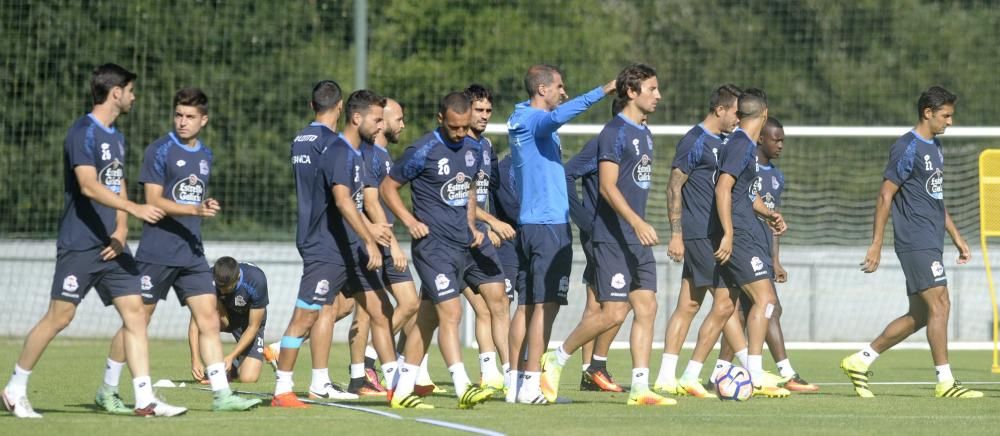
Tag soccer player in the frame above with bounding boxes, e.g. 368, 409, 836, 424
712, 88, 790, 398
460, 84, 515, 392
2, 64, 183, 418
349, 97, 420, 396
653, 85, 742, 398
507, 64, 615, 405
540, 64, 674, 407
564, 98, 631, 394
843, 86, 981, 398
271, 89, 394, 407
189, 257, 270, 384
493, 153, 529, 403
380, 92, 498, 410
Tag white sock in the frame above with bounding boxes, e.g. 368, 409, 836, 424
103, 358, 125, 388
655, 353, 679, 385
310, 368, 331, 390
350, 363, 366, 379
776, 359, 795, 378
680, 360, 703, 382
275, 370, 294, 395
858, 345, 879, 366
748, 355, 764, 381
6, 364, 31, 398
365, 345, 378, 360
711, 359, 731, 383
520, 371, 541, 398
631, 368, 650, 392
133, 376, 155, 408
394, 363, 419, 398
417, 354, 433, 385
382, 361, 399, 390
448, 363, 471, 397
502, 362, 510, 373
506, 371, 521, 403
935, 364, 953, 382
205, 362, 229, 392
554, 346, 571, 367
582, 363, 590, 371
735, 348, 749, 368
479, 352, 500, 379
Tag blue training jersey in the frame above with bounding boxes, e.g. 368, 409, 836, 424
592, 114, 655, 245
507, 86, 607, 224
58, 114, 129, 251
361, 142, 396, 224
672, 124, 725, 240
471, 136, 497, 213
291, 122, 339, 254
390, 129, 481, 246
135, 132, 213, 266
751, 162, 784, 257
712, 128, 759, 237
884, 130, 946, 253
491, 155, 520, 227
299, 136, 367, 264
565, 137, 600, 237
216, 262, 269, 330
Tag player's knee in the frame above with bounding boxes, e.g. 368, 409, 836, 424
46, 306, 76, 331
239, 368, 261, 383
676, 299, 701, 318
195, 314, 221, 334
710, 297, 736, 318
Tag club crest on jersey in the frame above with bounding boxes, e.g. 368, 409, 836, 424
100, 142, 112, 161
926, 169, 943, 200
611, 273, 626, 290
199, 159, 209, 175
632, 154, 652, 189
751, 256, 764, 272
771, 175, 780, 190
234, 295, 246, 307
762, 192, 776, 211
465, 150, 476, 167
140, 275, 153, 291
99, 159, 124, 193
176, 159, 186, 167
504, 278, 512, 294
558, 276, 570, 298
749, 176, 762, 200
440, 172, 471, 206
931, 261, 945, 278
435, 274, 450, 290
172, 174, 206, 205
482, 150, 491, 167
62, 275, 79, 292
475, 169, 490, 204
315, 280, 330, 296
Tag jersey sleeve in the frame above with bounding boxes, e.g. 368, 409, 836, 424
718, 140, 748, 178
536, 86, 607, 135
389, 144, 423, 184
774, 169, 785, 208
67, 126, 96, 168
251, 277, 268, 308
320, 146, 354, 190
138, 143, 166, 186
883, 140, 914, 187
596, 124, 624, 164
671, 134, 697, 174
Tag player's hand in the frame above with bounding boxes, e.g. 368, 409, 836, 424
191, 362, 205, 381
390, 241, 408, 272
602, 79, 617, 95
860, 243, 881, 273
487, 229, 502, 248
365, 242, 383, 271
406, 220, 430, 240
368, 222, 393, 247
101, 233, 126, 261
196, 198, 221, 217
223, 355, 235, 372
774, 262, 788, 283
470, 228, 484, 248
491, 220, 516, 241
768, 212, 787, 236
714, 234, 733, 264
130, 203, 165, 224
954, 236, 971, 264
632, 220, 659, 246
667, 234, 684, 262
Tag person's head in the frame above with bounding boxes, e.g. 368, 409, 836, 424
917, 86, 957, 136
91, 63, 137, 113
311, 80, 343, 115
345, 90, 386, 144
212, 256, 240, 295
611, 97, 627, 116
759, 117, 784, 160
708, 84, 742, 134
382, 98, 405, 144
524, 64, 567, 110
172, 87, 209, 142
464, 84, 493, 136
737, 88, 768, 125
615, 63, 660, 115
437, 92, 472, 143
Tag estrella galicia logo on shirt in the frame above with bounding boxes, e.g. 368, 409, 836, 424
440, 172, 471, 206
632, 154, 652, 189
99, 159, 124, 193
475, 169, 490, 204
172, 174, 206, 205
925, 169, 943, 200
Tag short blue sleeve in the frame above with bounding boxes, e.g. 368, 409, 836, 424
68, 125, 96, 168
138, 143, 166, 185
883, 140, 914, 187
719, 141, 749, 178
389, 145, 423, 184
596, 125, 624, 164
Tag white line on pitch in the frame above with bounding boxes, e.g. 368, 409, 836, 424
415, 418, 506, 436
816, 381, 1000, 386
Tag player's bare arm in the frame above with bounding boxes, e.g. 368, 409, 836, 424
861, 179, 900, 273
944, 208, 971, 264
475, 208, 515, 241
772, 210, 787, 283
101, 180, 130, 261
598, 160, 657, 246
362, 186, 393, 247
666, 167, 688, 262
224, 308, 265, 370
380, 176, 429, 239
467, 182, 483, 248
332, 184, 382, 270
752, 196, 786, 235
74, 165, 164, 223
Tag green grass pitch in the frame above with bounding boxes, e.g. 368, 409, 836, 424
3, 339, 1000, 435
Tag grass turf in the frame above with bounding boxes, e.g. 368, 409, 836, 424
2, 338, 1000, 435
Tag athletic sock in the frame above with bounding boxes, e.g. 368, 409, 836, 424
775, 359, 796, 378
734, 348, 750, 368
5, 364, 30, 398
381, 361, 399, 390
103, 358, 125, 389
590, 355, 607, 370
310, 368, 331, 391
521, 371, 541, 398
479, 352, 501, 379
364, 346, 378, 369
133, 376, 155, 408
655, 353, 679, 385
448, 363, 471, 397
394, 363, 419, 398
554, 346, 571, 367
631, 368, 650, 392
205, 362, 229, 392
417, 354, 433, 385
748, 355, 764, 383
711, 359, 731, 383
275, 370, 294, 395
857, 345, 879, 366
680, 360, 704, 382
935, 364, 953, 382
349, 363, 366, 379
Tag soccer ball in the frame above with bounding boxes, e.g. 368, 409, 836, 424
714, 365, 753, 401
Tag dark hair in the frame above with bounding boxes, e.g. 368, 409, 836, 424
611, 98, 627, 116
346, 89, 387, 118
312, 80, 343, 114
917, 86, 957, 119
213, 256, 240, 290
615, 63, 657, 100
708, 84, 742, 114
523, 64, 561, 97
737, 88, 768, 120
439, 91, 471, 115
91, 63, 137, 105
173, 87, 208, 115
464, 84, 493, 104
764, 117, 783, 132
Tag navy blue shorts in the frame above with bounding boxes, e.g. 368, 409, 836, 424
593, 242, 657, 302
462, 235, 506, 291
50, 246, 142, 307
139, 259, 215, 306
897, 249, 948, 295
227, 323, 266, 362
516, 224, 572, 306
682, 238, 727, 289
297, 250, 382, 308
496, 238, 519, 301
380, 247, 414, 285
581, 233, 597, 288
412, 236, 470, 304
716, 232, 771, 288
